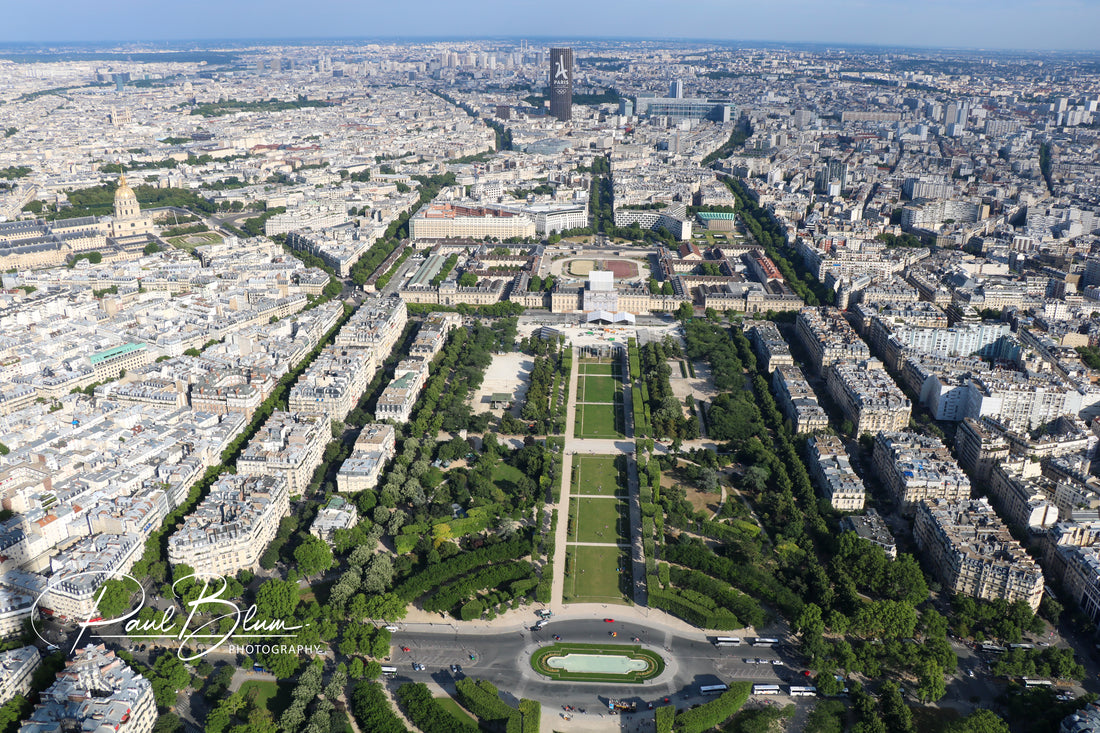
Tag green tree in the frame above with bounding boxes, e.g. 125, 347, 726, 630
916, 658, 946, 702
944, 709, 1010, 733
677, 301, 694, 321
294, 535, 334, 577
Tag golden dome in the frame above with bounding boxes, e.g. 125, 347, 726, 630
114, 172, 137, 204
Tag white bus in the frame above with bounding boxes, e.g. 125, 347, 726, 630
753, 638, 780, 647
789, 686, 817, 697
380, 666, 398, 676
752, 684, 781, 695
713, 637, 742, 647
699, 684, 729, 695
1022, 678, 1053, 688
980, 644, 1007, 654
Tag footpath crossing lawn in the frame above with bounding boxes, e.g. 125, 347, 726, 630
565, 545, 632, 605
569, 496, 629, 543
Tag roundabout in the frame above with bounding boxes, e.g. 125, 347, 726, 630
531, 643, 665, 683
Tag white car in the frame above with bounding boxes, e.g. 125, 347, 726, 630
384, 626, 399, 632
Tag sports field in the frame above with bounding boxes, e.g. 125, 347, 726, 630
565, 545, 631, 604
569, 496, 628, 543
569, 259, 596, 276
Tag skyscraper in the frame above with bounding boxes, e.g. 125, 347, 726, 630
669, 79, 683, 99
549, 48, 573, 122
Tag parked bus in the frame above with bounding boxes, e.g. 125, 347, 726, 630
380, 666, 398, 676
789, 686, 817, 697
752, 684, 781, 696
753, 638, 780, 647
699, 684, 729, 696
1023, 678, 1054, 688
980, 643, 1007, 654
1011, 643, 1035, 650
713, 637, 742, 647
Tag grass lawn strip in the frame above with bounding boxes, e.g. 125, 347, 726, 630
434, 696, 479, 724
573, 455, 622, 495
581, 375, 619, 403
566, 545, 630, 604
575, 403, 621, 438
580, 362, 615, 376
570, 496, 627, 543
530, 643, 664, 682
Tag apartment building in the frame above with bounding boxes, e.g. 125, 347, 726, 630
376, 365, 425, 424
747, 321, 794, 373
0, 646, 40, 707
795, 307, 870, 375
839, 509, 897, 559
19, 644, 156, 733
237, 412, 327, 495
987, 460, 1061, 530
89, 343, 150, 382
337, 423, 396, 492
771, 365, 829, 434
409, 202, 536, 240
955, 417, 1011, 487
288, 346, 375, 424
333, 295, 408, 353
807, 435, 866, 511
825, 358, 911, 435
167, 474, 288, 579
872, 431, 971, 512
915, 497, 1045, 612
0, 587, 37, 639
189, 368, 269, 417
310, 495, 358, 542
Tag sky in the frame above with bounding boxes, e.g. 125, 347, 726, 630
1, 0, 1098, 52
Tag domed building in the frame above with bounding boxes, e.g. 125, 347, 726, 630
109, 172, 154, 238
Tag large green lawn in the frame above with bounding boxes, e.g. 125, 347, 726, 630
572, 455, 624, 496
434, 697, 478, 724
580, 375, 620, 403
492, 462, 527, 494
238, 680, 290, 717
580, 361, 618, 375
570, 496, 628, 543
565, 545, 632, 604
574, 402, 622, 439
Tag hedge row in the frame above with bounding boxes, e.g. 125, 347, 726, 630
656, 705, 675, 733
673, 681, 751, 733
668, 566, 766, 629
648, 586, 742, 630
454, 678, 535, 733
664, 539, 803, 619
394, 534, 530, 602
349, 681, 408, 733
424, 562, 534, 614
395, 683, 477, 733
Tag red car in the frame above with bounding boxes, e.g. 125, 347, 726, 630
401, 647, 411, 652
604, 618, 615, 623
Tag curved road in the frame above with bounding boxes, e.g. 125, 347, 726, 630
384, 618, 796, 711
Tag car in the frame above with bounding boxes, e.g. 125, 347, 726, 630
771, 659, 782, 665
384, 625, 399, 632
743, 658, 752, 664
450, 664, 462, 674
802, 670, 813, 677
401, 647, 411, 652
604, 618, 615, 623
553, 635, 562, 640
967, 669, 975, 678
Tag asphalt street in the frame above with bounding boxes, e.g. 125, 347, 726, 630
384, 618, 796, 710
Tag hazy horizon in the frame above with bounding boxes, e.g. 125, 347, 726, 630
2, 0, 1099, 53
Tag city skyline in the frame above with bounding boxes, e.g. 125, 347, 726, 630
1, 0, 1099, 52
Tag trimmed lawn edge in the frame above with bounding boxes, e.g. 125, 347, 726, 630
530, 643, 665, 683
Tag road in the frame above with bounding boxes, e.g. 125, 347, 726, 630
383, 618, 797, 711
